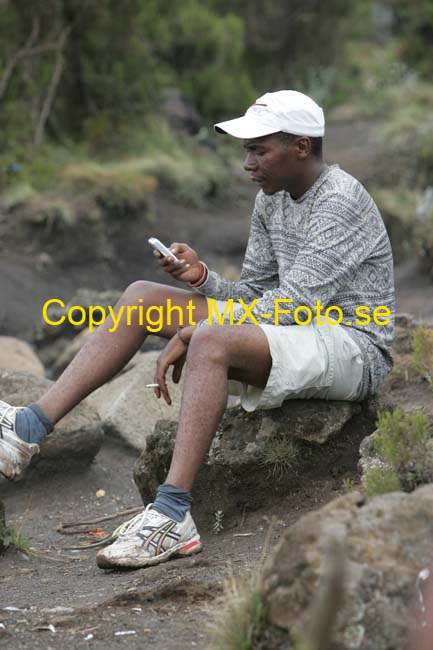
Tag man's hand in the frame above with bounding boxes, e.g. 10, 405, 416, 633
153, 327, 194, 405
154, 242, 204, 284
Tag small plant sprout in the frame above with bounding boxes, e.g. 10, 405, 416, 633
3, 526, 35, 558
213, 510, 224, 535
342, 477, 356, 493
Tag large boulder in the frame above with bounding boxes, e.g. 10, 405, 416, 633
262, 485, 433, 650
0, 336, 45, 376
134, 399, 376, 516
0, 370, 103, 474
88, 351, 183, 451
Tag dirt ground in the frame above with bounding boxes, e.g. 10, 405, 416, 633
0, 437, 341, 649
1, 123, 432, 648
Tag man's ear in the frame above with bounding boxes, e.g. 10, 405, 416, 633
295, 136, 311, 160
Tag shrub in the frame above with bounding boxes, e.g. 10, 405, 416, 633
375, 409, 431, 468
365, 466, 401, 498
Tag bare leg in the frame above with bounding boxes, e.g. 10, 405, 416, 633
38, 281, 208, 424
165, 325, 272, 490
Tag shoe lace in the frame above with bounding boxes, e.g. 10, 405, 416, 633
0, 402, 17, 438
112, 504, 156, 539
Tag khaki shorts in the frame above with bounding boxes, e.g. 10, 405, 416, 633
206, 298, 364, 412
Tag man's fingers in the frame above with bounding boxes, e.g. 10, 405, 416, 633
172, 364, 182, 384
170, 242, 188, 255
170, 265, 191, 279
155, 364, 172, 405
161, 258, 187, 273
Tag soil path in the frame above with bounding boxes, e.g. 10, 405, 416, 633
0, 439, 338, 649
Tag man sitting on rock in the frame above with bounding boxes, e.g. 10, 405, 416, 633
0, 90, 394, 569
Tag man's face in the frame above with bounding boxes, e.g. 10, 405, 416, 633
243, 133, 299, 195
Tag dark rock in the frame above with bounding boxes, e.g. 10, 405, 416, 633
134, 399, 376, 517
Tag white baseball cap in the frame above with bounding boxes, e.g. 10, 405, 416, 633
214, 90, 325, 139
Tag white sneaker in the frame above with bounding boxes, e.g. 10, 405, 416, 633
0, 401, 40, 480
96, 504, 203, 569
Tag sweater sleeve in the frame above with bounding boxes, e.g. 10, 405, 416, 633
248, 190, 382, 325
196, 192, 279, 301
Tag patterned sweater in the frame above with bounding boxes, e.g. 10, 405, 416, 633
197, 164, 395, 398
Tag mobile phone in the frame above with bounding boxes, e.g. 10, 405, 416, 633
148, 237, 180, 263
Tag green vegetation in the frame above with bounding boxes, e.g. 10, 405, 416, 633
365, 466, 401, 498
2, 525, 35, 558
364, 409, 433, 498
341, 477, 357, 493
206, 570, 265, 650
413, 325, 433, 387
375, 409, 431, 467
1, 1, 432, 263
260, 438, 300, 482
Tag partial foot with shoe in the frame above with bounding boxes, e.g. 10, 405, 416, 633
96, 504, 202, 569
0, 401, 40, 480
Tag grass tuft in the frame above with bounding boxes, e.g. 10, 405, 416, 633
3, 526, 35, 558
206, 570, 265, 650
260, 437, 300, 481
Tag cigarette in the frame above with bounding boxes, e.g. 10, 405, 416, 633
146, 383, 159, 388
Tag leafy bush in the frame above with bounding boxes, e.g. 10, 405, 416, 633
364, 409, 433, 496
375, 409, 431, 468
365, 466, 401, 498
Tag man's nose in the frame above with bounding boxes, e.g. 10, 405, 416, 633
243, 153, 257, 171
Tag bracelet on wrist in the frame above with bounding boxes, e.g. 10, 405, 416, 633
188, 261, 208, 288
176, 326, 189, 345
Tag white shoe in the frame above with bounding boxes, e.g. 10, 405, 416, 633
0, 401, 40, 480
96, 504, 203, 569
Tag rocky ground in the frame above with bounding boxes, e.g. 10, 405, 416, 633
1, 124, 433, 649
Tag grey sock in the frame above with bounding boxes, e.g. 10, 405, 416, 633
15, 403, 54, 444
152, 483, 193, 523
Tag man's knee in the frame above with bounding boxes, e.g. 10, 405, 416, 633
121, 280, 166, 306
188, 326, 229, 365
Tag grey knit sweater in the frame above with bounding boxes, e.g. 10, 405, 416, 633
197, 164, 395, 398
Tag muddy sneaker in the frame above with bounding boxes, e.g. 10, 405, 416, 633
96, 504, 203, 569
0, 401, 40, 480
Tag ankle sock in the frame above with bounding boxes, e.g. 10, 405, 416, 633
152, 483, 193, 523
15, 403, 54, 444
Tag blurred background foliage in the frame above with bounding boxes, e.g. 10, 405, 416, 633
0, 0, 432, 265
3, 0, 432, 152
